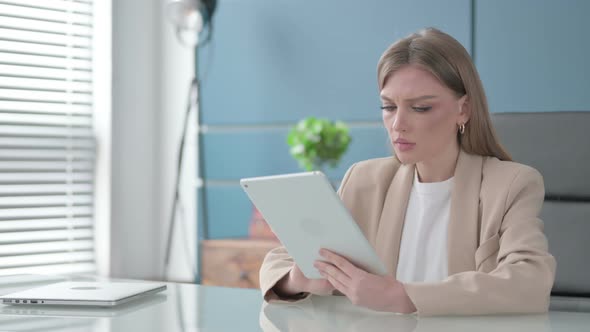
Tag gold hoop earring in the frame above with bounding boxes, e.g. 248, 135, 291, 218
459, 123, 465, 135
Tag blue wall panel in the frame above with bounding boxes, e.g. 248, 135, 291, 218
197, 0, 590, 241
198, 0, 475, 238
198, 0, 472, 125
475, 0, 590, 113
202, 127, 391, 180
204, 186, 253, 239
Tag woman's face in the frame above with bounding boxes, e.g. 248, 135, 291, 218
380, 64, 469, 165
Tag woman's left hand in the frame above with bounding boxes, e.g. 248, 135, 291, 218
314, 249, 417, 314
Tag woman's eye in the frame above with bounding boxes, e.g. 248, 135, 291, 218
380, 105, 397, 112
413, 106, 431, 112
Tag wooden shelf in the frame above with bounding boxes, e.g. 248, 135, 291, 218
201, 239, 279, 289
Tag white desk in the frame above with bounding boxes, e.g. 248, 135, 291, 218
0, 275, 589, 331
261, 296, 590, 331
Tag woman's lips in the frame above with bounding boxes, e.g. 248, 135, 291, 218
393, 139, 415, 152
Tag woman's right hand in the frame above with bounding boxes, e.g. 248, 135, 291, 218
275, 264, 335, 297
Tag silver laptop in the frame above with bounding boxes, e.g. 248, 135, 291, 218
0, 281, 167, 307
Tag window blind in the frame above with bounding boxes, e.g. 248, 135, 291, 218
0, 0, 96, 275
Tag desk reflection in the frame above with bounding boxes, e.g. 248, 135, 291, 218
260, 296, 554, 332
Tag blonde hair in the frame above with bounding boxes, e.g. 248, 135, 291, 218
377, 27, 511, 161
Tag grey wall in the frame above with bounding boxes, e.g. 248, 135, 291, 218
111, 0, 197, 282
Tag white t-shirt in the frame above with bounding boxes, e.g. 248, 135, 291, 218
395, 171, 453, 283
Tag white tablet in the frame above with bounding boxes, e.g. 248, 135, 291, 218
241, 171, 387, 279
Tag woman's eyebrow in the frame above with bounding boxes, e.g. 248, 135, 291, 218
379, 95, 438, 102
406, 95, 438, 102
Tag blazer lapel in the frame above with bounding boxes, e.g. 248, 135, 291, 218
447, 149, 483, 275
375, 163, 414, 276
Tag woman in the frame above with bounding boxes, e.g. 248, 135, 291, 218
259, 27, 556, 316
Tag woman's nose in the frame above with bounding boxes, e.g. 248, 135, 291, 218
392, 108, 408, 132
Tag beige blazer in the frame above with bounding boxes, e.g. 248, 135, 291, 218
259, 149, 556, 316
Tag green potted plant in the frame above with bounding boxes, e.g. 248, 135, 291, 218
287, 117, 352, 172
249, 117, 352, 239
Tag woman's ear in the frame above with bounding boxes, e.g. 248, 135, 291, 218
458, 95, 471, 124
